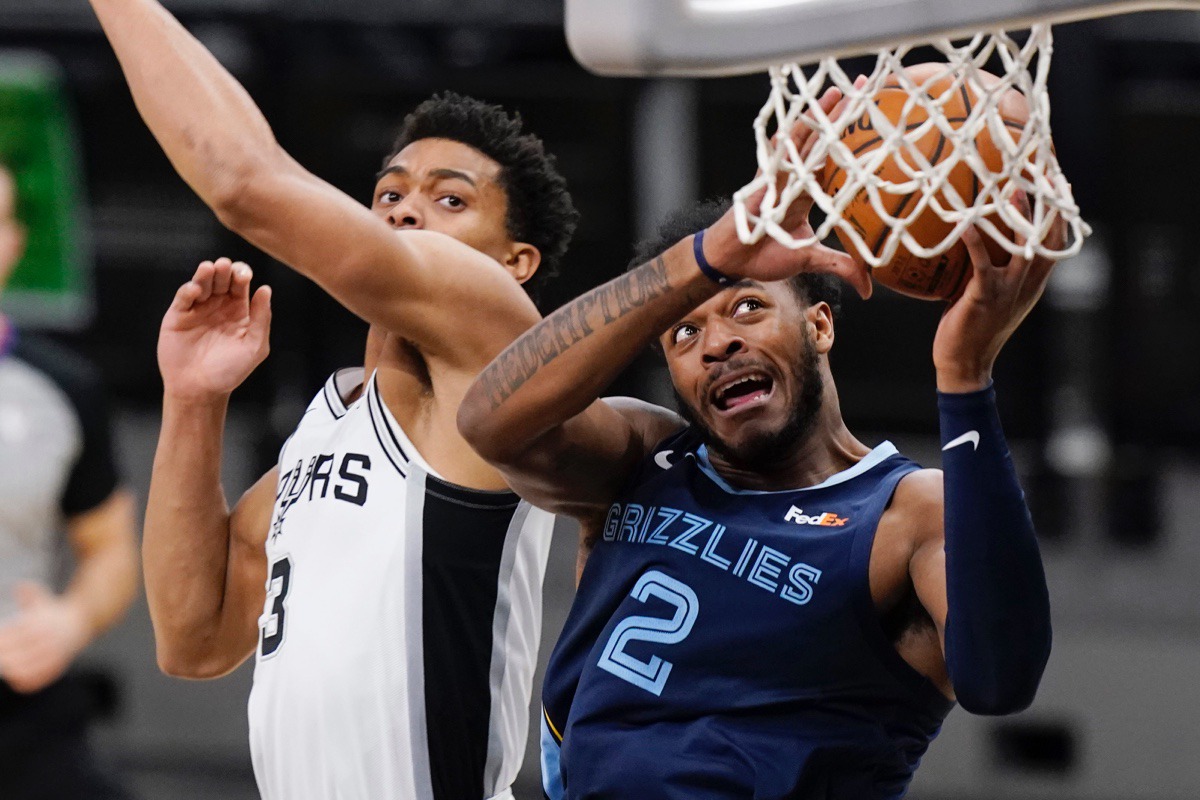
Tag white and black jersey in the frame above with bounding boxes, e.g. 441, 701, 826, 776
248, 369, 553, 800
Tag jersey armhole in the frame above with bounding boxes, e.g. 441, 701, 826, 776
847, 461, 954, 711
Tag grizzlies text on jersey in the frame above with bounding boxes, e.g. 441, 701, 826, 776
542, 429, 953, 799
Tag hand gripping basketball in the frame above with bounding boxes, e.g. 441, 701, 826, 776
733, 28, 1090, 302
705, 86, 872, 299
932, 193, 1067, 392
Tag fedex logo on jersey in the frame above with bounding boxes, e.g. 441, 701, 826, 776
784, 506, 848, 527
601, 503, 822, 607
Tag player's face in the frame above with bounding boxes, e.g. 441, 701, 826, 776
0, 169, 24, 292
661, 281, 828, 466
371, 138, 517, 265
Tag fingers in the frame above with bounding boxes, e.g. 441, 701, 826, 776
211, 258, 234, 297
170, 280, 203, 313
788, 85, 841, 155
173, 258, 256, 312
1011, 189, 1032, 224
12, 582, 51, 610
816, 245, 872, 300
0, 636, 64, 694
960, 225, 994, 274
230, 260, 253, 299
191, 260, 216, 304
249, 285, 273, 345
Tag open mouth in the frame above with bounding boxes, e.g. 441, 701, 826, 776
712, 373, 775, 413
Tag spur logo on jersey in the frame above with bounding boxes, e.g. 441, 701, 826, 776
601, 503, 822, 607
783, 506, 848, 527
272, 452, 371, 538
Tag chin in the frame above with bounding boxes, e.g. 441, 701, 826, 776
707, 417, 802, 467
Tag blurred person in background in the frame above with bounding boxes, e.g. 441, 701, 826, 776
0, 163, 139, 798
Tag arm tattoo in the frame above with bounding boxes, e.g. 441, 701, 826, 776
478, 256, 673, 409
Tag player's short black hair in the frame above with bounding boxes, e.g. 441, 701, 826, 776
627, 198, 842, 317
386, 92, 578, 307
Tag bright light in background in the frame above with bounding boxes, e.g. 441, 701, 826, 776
691, 0, 825, 14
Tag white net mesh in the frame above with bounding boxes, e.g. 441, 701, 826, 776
733, 24, 1090, 267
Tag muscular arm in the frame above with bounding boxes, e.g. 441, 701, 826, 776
87, 0, 537, 368
144, 260, 278, 679
458, 240, 711, 517
144, 395, 275, 679
459, 88, 864, 516
906, 389, 1051, 716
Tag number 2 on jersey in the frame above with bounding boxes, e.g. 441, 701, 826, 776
260, 557, 292, 657
596, 570, 699, 696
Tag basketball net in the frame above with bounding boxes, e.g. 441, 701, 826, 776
733, 25, 1090, 268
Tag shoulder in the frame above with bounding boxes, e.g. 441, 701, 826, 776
886, 468, 945, 544
599, 396, 686, 453
10, 333, 105, 406
9, 333, 112, 442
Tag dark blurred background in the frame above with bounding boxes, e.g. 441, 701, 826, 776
1, 1, 1199, 798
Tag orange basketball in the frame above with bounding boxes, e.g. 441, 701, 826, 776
819, 64, 1030, 300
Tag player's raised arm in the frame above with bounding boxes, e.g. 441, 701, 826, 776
144, 259, 275, 678
903, 210, 1063, 715
458, 89, 866, 516
87, 0, 539, 368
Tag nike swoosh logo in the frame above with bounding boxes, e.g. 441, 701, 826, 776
942, 431, 980, 452
654, 450, 675, 470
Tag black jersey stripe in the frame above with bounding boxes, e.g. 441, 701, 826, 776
322, 379, 341, 419
421, 477, 518, 800
365, 394, 408, 478
369, 377, 412, 463
424, 474, 521, 510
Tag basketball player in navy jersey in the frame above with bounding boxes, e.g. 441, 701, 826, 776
459, 89, 1058, 798
87, 0, 578, 797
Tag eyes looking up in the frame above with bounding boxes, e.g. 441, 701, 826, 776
669, 297, 765, 347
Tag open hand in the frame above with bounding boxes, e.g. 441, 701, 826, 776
702, 84, 872, 299
158, 258, 272, 400
933, 198, 1067, 392
0, 583, 89, 694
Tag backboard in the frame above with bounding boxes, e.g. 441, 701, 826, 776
565, 0, 1200, 77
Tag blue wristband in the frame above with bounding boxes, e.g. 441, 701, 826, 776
693, 229, 736, 286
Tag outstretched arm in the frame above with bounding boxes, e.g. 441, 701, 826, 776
460, 243, 716, 517
144, 259, 275, 678
87, 0, 536, 367
459, 88, 866, 516
907, 215, 1062, 714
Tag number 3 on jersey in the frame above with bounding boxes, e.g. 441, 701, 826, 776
260, 556, 292, 658
596, 570, 698, 696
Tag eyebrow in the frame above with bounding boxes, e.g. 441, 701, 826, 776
373, 165, 477, 187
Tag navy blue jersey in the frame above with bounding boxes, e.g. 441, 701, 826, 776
541, 429, 954, 800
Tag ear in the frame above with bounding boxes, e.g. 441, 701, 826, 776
807, 301, 835, 354
503, 242, 541, 285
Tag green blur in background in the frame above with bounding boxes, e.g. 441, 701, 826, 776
0, 51, 91, 329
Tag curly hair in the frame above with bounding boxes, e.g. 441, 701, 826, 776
627, 198, 842, 317
386, 92, 579, 307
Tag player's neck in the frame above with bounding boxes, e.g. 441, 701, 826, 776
705, 383, 870, 492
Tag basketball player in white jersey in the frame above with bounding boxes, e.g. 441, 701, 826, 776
89, 1, 578, 798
